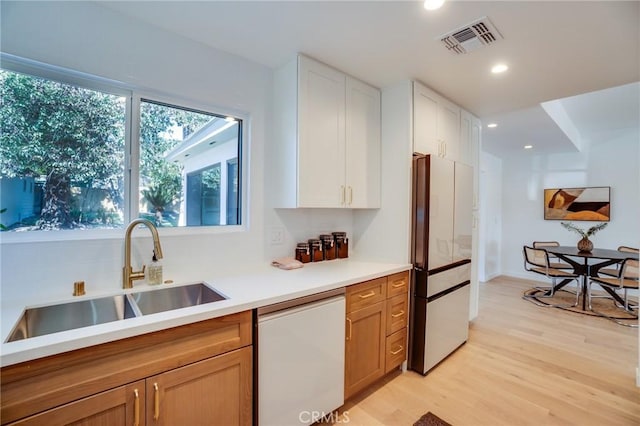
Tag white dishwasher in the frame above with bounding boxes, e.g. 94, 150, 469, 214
258, 288, 345, 426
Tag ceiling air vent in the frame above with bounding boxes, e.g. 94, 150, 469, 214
438, 17, 503, 55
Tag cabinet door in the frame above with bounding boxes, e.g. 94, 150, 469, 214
428, 156, 455, 270
439, 98, 461, 162
146, 347, 252, 426
345, 302, 386, 400
413, 82, 439, 155
9, 381, 145, 426
471, 116, 481, 210
453, 162, 473, 262
298, 56, 346, 207
345, 77, 381, 208
459, 110, 473, 166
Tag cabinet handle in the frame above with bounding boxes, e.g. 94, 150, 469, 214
346, 317, 352, 341
153, 382, 160, 421
391, 280, 405, 288
133, 389, 140, 426
341, 185, 346, 205
443, 142, 447, 157
390, 345, 404, 355
348, 186, 353, 205
358, 290, 376, 299
391, 310, 405, 319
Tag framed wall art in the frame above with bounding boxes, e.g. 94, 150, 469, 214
544, 186, 610, 221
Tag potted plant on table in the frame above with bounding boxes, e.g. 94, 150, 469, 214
560, 221, 608, 252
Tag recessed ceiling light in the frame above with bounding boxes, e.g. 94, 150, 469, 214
524, 145, 533, 149
491, 63, 509, 74
487, 123, 498, 128
424, 0, 445, 11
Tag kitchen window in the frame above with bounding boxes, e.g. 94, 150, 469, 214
0, 57, 243, 236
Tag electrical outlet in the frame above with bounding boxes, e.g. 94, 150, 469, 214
270, 227, 285, 245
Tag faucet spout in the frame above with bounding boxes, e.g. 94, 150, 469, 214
123, 219, 164, 289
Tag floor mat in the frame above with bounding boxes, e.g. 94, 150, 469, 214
523, 288, 637, 325
413, 412, 452, 426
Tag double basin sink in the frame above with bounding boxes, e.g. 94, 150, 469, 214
6, 283, 226, 343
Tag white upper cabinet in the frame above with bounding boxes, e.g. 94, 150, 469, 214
413, 81, 460, 161
298, 57, 347, 207
273, 54, 381, 208
345, 77, 381, 208
459, 109, 481, 168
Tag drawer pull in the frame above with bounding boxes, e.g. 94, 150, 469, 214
153, 383, 160, 420
391, 310, 405, 319
390, 345, 404, 355
358, 290, 376, 299
392, 280, 406, 288
133, 389, 140, 426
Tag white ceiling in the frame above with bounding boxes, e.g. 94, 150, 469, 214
99, 0, 640, 158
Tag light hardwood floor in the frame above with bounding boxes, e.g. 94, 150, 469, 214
330, 276, 640, 426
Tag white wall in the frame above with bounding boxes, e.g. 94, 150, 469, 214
0, 1, 354, 304
501, 134, 640, 279
479, 152, 503, 281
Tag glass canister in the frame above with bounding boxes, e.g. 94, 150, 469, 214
332, 232, 349, 259
308, 238, 324, 262
295, 242, 311, 263
319, 234, 336, 260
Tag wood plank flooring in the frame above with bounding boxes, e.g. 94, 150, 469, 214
329, 276, 639, 426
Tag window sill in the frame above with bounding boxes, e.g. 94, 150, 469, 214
0, 225, 246, 245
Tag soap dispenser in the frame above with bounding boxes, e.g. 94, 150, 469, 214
147, 251, 163, 285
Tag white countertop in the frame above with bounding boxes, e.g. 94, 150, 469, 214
0, 260, 411, 367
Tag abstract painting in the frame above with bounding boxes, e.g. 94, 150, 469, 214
544, 187, 610, 221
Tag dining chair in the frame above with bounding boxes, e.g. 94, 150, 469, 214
522, 246, 581, 308
588, 258, 639, 326
532, 241, 572, 269
598, 246, 639, 277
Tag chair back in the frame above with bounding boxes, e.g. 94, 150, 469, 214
620, 258, 639, 281
533, 241, 560, 249
524, 246, 549, 269
618, 246, 639, 253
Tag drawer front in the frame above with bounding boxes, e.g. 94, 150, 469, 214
385, 329, 407, 373
386, 271, 409, 298
386, 294, 408, 336
346, 278, 386, 312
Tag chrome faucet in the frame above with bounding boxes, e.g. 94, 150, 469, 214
123, 218, 164, 289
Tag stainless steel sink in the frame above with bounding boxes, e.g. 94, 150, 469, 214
128, 283, 226, 316
6, 295, 137, 343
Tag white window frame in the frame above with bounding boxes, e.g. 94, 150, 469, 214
0, 54, 249, 244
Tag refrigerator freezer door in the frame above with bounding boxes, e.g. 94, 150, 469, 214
423, 283, 470, 373
426, 262, 471, 298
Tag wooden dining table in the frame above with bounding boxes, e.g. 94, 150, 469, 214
545, 246, 639, 310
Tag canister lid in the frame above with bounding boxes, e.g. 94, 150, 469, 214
308, 238, 322, 246
296, 242, 310, 249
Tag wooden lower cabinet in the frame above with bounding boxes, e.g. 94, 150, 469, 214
147, 347, 252, 426
344, 271, 410, 400
9, 380, 146, 426
344, 301, 386, 399
2, 311, 252, 426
